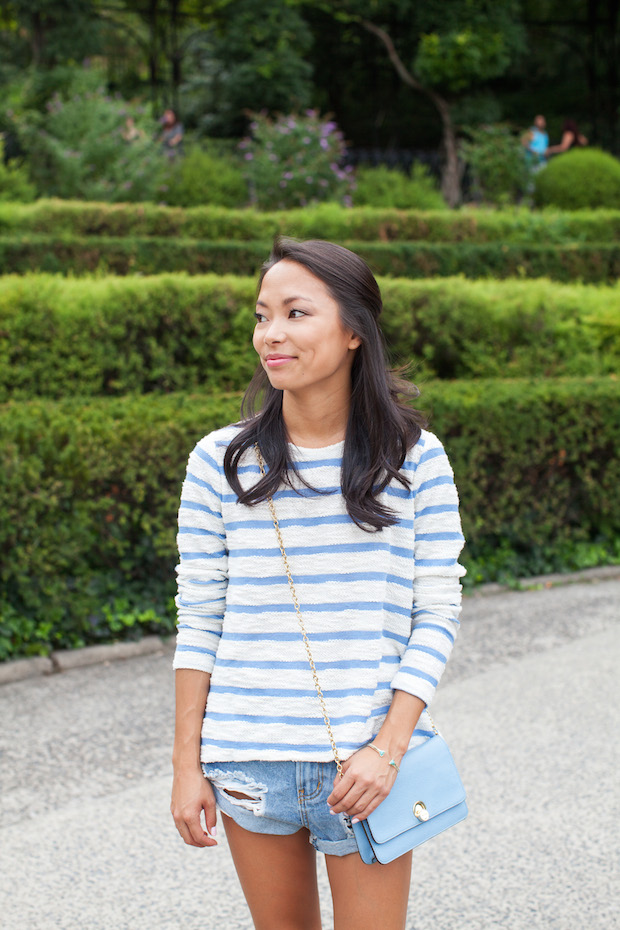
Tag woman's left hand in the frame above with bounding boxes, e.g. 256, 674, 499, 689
326, 745, 398, 823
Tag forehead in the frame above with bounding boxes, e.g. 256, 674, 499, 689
258, 260, 334, 301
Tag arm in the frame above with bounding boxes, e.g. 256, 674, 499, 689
546, 131, 574, 155
170, 437, 228, 846
328, 434, 465, 821
171, 669, 218, 847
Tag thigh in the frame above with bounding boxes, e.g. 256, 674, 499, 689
325, 848, 412, 930
222, 813, 323, 930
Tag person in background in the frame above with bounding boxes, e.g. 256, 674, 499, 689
159, 108, 184, 157
546, 119, 588, 156
522, 114, 549, 171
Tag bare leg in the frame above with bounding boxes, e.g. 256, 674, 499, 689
325, 849, 412, 930
222, 812, 323, 930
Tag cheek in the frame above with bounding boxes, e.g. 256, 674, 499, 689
252, 328, 261, 355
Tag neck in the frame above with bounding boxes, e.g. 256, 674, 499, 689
282, 385, 351, 448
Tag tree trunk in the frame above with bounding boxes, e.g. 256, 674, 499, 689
361, 20, 462, 207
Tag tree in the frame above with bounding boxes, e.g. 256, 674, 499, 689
316, 0, 526, 205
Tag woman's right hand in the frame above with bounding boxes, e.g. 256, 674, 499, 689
171, 767, 218, 848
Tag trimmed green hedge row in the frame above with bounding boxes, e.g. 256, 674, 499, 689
1, 200, 620, 243
1, 274, 618, 401
1, 235, 619, 281
1, 377, 618, 660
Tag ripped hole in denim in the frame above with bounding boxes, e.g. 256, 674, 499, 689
204, 768, 268, 817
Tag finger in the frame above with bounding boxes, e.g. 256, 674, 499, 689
349, 785, 394, 823
327, 772, 359, 808
328, 780, 368, 814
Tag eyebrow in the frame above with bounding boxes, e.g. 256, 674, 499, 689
256, 295, 315, 307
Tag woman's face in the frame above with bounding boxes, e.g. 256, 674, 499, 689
253, 260, 361, 398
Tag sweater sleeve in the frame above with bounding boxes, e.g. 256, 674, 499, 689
391, 434, 466, 706
172, 437, 228, 674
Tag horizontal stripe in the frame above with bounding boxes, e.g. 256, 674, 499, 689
225, 601, 412, 618
209, 684, 380, 698
228, 543, 413, 559
418, 447, 445, 466
185, 472, 221, 498
416, 532, 465, 542
409, 644, 448, 663
417, 475, 454, 494
179, 499, 222, 519
213, 658, 382, 670
227, 571, 412, 589
221, 629, 383, 643
179, 550, 227, 561
178, 526, 225, 539
205, 711, 375, 726
415, 558, 458, 567
175, 643, 217, 657
413, 622, 456, 643
396, 667, 439, 686
415, 503, 459, 519
201, 738, 366, 752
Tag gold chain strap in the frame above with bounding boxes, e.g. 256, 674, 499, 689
254, 443, 439, 774
255, 444, 344, 778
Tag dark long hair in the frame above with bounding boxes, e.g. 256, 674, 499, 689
223, 238, 426, 531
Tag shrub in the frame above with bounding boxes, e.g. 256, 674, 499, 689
1, 377, 618, 659
353, 163, 445, 209
1, 235, 618, 281
15, 66, 167, 202
461, 124, 530, 205
534, 148, 620, 210
0, 137, 36, 202
241, 110, 354, 209
2, 200, 620, 243
162, 144, 248, 208
0, 274, 618, 401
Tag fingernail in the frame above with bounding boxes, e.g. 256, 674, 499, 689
329, 809, 337, 815
210, 825, 217, 836
352, 818, 360, 824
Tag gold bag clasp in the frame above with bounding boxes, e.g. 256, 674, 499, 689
413, 801, 429, 822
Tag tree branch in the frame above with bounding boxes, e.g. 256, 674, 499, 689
360, 19, 423, 92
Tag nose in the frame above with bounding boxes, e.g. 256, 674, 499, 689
263, 318, 287, 344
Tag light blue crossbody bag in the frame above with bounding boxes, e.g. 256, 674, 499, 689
257, 444, 468, 865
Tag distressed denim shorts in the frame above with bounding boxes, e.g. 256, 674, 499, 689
201, 759, 359, 857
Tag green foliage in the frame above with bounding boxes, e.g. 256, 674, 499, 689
179, 0, 314, 138
0, 273, 618, 402
162, 144, 248, 208
353, 164, 445, 210
416, 28, 512, 93
15, 65, 167, 201
3, 201, 620, 243
1, 234, 618, 281
241, 111, 354, 209
534, 148, 620, 210
461, 124, 529, 205
0, 136, 36, 202
1, 377, 618, 659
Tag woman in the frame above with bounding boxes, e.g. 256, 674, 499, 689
171, 238, 465, 930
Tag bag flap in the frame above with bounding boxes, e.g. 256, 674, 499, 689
364, 735, 466, 845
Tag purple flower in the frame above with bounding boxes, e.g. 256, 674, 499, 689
302, 136, 311, 145
244, 152, 254, 161
268, 153, 278, 162
283, 172, 294, 180
343, 195, 353, 207
305, 176, 313, 184
279, 180, 288, 188
287, 118, 297, 129
319, 138, 329, 151
329, 163, 339, 173
319, 179, 328, 188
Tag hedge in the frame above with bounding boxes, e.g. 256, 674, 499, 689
1, 275, 619, 401
1, 377, 618, 660
1, 200, 620, 243
1, 235, 619, 281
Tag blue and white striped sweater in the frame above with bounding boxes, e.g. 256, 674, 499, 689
173, 425, 465, 762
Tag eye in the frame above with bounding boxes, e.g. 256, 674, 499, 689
254, 311, 267, 323
289, 308, 306, 318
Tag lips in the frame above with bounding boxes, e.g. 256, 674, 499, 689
265, 354, 296, 367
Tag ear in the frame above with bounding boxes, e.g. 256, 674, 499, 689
348, 334, 362, 350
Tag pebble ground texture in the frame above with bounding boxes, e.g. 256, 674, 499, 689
0, 577, 618, 930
